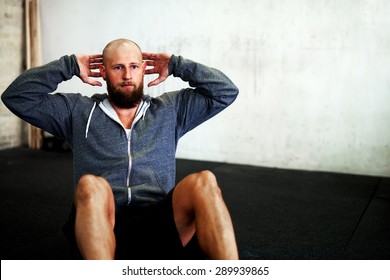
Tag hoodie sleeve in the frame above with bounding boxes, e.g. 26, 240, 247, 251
1, 55, 81, 141
165, 55, 239, 137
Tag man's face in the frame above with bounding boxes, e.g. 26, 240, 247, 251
100, 45, 146, 108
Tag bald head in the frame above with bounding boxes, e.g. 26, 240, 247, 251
102, 39, 143, 65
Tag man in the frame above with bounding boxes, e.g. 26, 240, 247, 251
2, 39, 239, 260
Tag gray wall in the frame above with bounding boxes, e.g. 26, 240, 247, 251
21, 0, 390, 176
0, 0, 25, 149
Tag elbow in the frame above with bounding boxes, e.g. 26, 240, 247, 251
1, 86, 16, 110
1, 91, 10, 107
232, 83, 239, 99
225, 82, 239, 106
1, 88, 19, 113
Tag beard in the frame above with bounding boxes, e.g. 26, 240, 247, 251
106, 78, 144, 109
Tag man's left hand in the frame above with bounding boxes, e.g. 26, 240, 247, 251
143, 52, 172, 87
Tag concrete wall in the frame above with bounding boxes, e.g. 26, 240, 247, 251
0, 0, 25, 149
6, 0, 390, 177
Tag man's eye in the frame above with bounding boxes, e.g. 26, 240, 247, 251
114, 66, 123, 70
131, 65, 138, 69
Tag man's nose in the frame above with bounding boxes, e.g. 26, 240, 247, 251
123, 68, 132, 80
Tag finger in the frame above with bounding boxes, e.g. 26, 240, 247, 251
144, 61, 156, 73
89, 71, 102, 78
90, 60, 103, 66
144, 60, 155, 66
89, 55, 103, 64
144, 68, 157, 75
147, 80, 157, 87
86, 78, 102, 87
89, 64, 101, 70
90, 60, 103, 65
147, 75, 167, 87
142, 52, 156, 61
89, 54, 103, 60
90, 61, 103, 66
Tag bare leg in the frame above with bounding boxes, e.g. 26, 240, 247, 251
74, 174, 116, 259
172, 170, 238, 260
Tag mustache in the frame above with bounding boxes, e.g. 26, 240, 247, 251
120, 82, 136, 86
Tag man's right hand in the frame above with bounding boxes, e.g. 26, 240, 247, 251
75, 54, 103, 87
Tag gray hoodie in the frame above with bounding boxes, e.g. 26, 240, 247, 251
2, 54, 239, 207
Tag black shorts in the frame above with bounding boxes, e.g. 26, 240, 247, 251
63, 188, 205, 260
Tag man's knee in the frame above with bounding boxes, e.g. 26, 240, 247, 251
190, 170, 222, 198
75, 174, 111, 203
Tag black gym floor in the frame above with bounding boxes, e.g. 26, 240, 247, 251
1, 147, 389, 259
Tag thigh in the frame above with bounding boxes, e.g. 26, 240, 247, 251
172, 173, 200, 246
161, 189, 206, 259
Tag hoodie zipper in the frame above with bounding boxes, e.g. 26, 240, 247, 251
125, 102, 149, 204
126, 131, 132, 204
96, 98, 150, 205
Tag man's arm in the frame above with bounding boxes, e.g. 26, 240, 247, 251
1, 54, 99, 140
143, 53, 239, 136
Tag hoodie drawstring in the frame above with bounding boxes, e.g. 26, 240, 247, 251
85, 102, 96, 138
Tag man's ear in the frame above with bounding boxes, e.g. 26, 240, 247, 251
141, 61, 147, 75
99, 64, 107, 80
